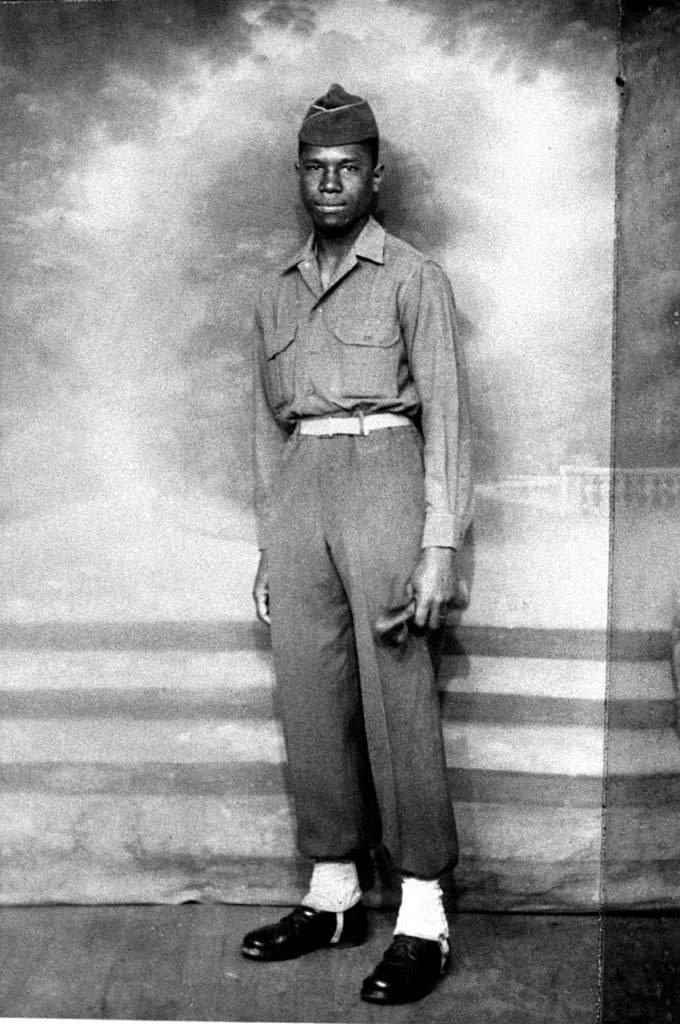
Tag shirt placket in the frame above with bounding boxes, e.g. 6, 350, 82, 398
289, 274, 324, 404
290, 248, 377, 411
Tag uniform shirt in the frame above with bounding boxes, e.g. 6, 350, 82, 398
253, 215, 473, 550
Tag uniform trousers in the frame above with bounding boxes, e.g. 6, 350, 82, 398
267, 422, 458, 879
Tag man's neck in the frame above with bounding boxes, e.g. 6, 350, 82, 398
314, 216, 368, 290
314, 216, 368, 257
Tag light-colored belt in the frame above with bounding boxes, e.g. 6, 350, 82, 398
297, 412, 412, 437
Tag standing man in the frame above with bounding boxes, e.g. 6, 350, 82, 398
242, 84, 473, 1005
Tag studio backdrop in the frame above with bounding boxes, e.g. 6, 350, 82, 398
1, 0, 674, 911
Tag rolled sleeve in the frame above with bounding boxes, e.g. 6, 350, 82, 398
400, 260, 474, 550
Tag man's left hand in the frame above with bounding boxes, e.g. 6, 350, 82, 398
408, 546, 458, 631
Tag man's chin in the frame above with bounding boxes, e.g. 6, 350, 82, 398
311, 212, 370, 238
317, 223, 353, 238
313, 212, 349, 231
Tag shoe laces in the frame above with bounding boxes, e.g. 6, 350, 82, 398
280, 905, 321, 935
386, 934, 448, 975
385, 933, 421, 965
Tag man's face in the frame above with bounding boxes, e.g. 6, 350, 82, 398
296, 143, 383, 235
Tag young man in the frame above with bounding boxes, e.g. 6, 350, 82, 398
242, 83, 473, 1005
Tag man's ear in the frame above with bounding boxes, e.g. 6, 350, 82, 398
372, 162, 385, 191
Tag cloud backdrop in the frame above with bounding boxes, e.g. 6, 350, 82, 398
0, 0, 617, 523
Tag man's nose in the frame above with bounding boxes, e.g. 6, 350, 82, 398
319, 168, 342, 192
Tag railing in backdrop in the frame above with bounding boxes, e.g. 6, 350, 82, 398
478, 468, 680, 516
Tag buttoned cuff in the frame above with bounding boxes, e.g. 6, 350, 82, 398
421, 512, 459, 550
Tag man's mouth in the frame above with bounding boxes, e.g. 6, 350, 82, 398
315, 203, 346, 210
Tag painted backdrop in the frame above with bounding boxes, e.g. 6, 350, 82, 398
1, 0, 617, 629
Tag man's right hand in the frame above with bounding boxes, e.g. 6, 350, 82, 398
252, 550, 271, 625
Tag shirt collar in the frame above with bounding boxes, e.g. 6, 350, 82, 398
280, 233, 315, 273
280, 215, 385, 274
354, 215, 386, 264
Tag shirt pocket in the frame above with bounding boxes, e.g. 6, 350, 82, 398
263, 321, 297, 411
331, 317, 401, 400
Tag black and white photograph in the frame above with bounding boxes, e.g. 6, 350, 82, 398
0, 0, 678, 1021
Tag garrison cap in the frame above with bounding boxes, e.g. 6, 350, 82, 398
298, 83, 379, 147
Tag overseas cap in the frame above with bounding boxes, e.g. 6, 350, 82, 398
298, 83, 379, 147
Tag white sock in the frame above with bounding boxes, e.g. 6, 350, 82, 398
301, 860, 362, 913
394, 877, 449, 947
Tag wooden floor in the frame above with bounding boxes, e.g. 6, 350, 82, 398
0, 903, 675, 1023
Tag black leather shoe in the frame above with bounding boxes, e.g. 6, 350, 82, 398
240, 902, 367, 961
360, 934, 449, 1004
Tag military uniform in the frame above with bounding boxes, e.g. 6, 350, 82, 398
253, 216, 472, 877
243, 83, 473, 1005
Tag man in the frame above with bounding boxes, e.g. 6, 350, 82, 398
242, 83, 473, 1005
